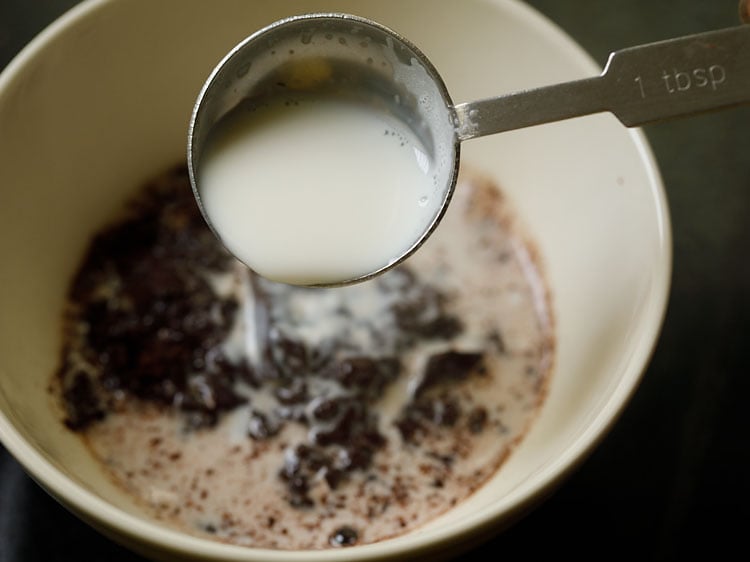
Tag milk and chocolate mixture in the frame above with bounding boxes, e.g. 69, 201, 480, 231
54, 165, 554, 549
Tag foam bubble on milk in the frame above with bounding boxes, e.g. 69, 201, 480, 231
199, 93, 444, 286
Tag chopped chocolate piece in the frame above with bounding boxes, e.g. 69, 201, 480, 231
417, 395, 461, 427
295, 444, 329, 472
392, 286, 462, 341
274, 378, 308, 405
266, 330, 310, 377
286, 475, 313, 509
321, 357, 399, 400
323, 466, 345, 489
396, 353, 487, 443
395, 394, 462, 444
426, 451, 455, 467
329, 525, 359, 547
467, 407, 489, 434
336, 445, 374, 472
201, 523, 217, 534
416, 351, 485, 396
183, 410, 219, 430
248, 410, 282, 440
394, 413, 424, 444
309, 400, 361, 446
278, 444, 334, 508
310, 396, 342, 421
57, 166, 251, 427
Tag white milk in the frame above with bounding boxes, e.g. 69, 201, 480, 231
199, 94, 442, 286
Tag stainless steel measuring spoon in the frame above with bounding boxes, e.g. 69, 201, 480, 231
189, 12, 750, 287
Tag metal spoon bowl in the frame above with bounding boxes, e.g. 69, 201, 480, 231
188, 14, 459, 287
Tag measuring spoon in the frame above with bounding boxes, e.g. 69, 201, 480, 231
188, 12, 750, 287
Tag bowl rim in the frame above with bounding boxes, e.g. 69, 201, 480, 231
0, 0, 672, 559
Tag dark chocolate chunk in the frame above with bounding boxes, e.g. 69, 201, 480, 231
286, 475, 313, 509
395, 350, 485, 444
266, 330, 309, 377
274, 378, 308, 405
336, 445, 374, 472
321, 357, 399, 400
310, 396, 342, 421
395, 394, 462, 444
394, 413, 424, 444
309, 400, 361, 446
248, 410, 282, 440
329, 525, 359, 547
278, 445, 332, 508
323, 466, 344, 489
418, 395, 461, 427
392, 286, 462, 341
59, 166, 248, 427
416, 351, 485, 396
468, 407, 488, 434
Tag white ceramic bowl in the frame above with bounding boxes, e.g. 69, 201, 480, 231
0, 0, 671, 560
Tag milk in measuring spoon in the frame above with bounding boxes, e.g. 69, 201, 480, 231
199, 93, 443, 285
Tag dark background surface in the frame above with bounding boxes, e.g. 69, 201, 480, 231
1, 1, 748, 560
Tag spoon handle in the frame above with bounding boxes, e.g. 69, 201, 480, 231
455, 25, 750, 141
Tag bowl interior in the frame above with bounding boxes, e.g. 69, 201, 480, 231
0, 0, 669, 559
